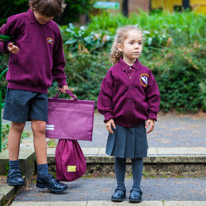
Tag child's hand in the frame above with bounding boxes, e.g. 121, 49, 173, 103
8, 43, 19, 54
59, 85, 68, 94
105, 119, 116, 134
145, 119, 155, 133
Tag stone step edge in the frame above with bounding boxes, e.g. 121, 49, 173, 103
9, 200, 206, 206
51, 147, 206, 156
47, 147, 206, 163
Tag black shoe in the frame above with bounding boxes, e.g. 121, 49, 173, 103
7, 168, 25, 186
111, 189, 126, 202
36, 173, 67, 193
129, 189, 143, 203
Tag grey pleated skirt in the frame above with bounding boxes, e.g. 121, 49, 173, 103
106, 123, 148, 158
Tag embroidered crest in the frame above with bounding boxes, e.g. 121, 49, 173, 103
47, 37, 54, 45
140, 73, 149, 87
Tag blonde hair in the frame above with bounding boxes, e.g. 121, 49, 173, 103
111, 25, 143, 65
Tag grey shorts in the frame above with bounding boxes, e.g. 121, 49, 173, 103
3, 89, 48, 123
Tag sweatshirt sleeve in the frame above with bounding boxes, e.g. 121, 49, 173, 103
52, 29, 67, 87
146, 70, 161, 121
97, 70, 114, 122
0, 16, 21, 54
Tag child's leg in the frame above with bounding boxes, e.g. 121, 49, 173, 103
8, 122, 25, 160
111, 157, 126, 202
32, 119, 67, 193
31, 120, 47, 165
115, 157, 126, 191
131, 157, 143, 190
129, 157, 143, 203
7, 122, 26, 186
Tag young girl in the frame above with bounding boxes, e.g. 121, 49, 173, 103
97, 25, 160, 203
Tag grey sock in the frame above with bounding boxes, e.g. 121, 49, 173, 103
132, 158, 143, 190
115, 157, 126, 191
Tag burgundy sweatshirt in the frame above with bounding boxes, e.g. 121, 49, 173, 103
0, 9, 67, 93
97, 58, 160, 128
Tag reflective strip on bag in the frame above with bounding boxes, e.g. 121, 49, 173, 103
46, 125, 54, 130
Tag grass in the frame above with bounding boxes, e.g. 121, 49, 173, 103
1, 124, 31, 151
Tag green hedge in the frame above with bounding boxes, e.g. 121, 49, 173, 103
145, 46, 206, 113
0, 0, 93, 25
1, 11, 206, 113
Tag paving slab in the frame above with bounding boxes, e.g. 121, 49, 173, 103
3, 112, 206, 148
47, 147, 206, 157
87, 201, 164, 206
164, 202, 206, 206
11, 177, 206, 202
11, 201, 87, 206
0, 184, 18, 206
10, 201, 206, 206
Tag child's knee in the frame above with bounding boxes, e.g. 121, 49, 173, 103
31, 120, 46, 134
11, 122, 25, 133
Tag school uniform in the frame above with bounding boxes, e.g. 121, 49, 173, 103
97, 58, 160, 158
0, 9, 67, 122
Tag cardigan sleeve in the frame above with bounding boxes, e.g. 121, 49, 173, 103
97, 70, 114, 122
0, 15, 22, 54
146, 70, 161, 121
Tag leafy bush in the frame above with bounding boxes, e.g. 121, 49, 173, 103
87, 11, 206, 48
0, 0, 93, 25
64, 52, 112, 102
1, 124, 30, 151
1, 11, 206, 113
147, 45, 206, 113
61, 23, 112, 54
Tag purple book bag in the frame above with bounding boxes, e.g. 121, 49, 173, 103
55, 139, 87, 182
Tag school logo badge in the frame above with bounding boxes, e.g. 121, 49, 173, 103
140, 73, 149, 87
47, 37, 54, 45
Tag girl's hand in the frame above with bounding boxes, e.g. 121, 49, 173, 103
59, 85, 68, 94
8, 43, 19, 54
145, 119, 155, 133
105, 119, 116, 134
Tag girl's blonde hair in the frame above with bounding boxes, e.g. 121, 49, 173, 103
111, 25, 143, 65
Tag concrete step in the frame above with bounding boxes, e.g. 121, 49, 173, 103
1, 147, 206, 206
1, 147, 206, 176
9, 201, 206, 206
47, 147, 206, 176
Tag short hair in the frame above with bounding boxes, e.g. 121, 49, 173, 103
29, 0, 66, 17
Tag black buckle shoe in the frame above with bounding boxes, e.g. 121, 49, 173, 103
129, 189, 143, 203
111, 189, 126, 202
7, 168, 25, 186
36, 173, 68, 193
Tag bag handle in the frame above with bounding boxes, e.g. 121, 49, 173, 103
54, 89, 77, 101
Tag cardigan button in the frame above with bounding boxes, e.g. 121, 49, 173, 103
130, 86, 133, 89
128, 99, 131, 102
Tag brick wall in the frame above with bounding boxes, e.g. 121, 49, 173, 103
128, 0, 150, 14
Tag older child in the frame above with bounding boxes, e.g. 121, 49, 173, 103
0, 0, 68, 193
97, 25, 160, 203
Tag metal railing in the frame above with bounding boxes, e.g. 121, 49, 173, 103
0, 68, 8, 152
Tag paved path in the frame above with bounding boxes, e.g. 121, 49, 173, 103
2, 112, 206, 205
10, 201, 206, 206
79, 112, 206, 148
4, 112, 205, 148
11, 177, 206, 203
